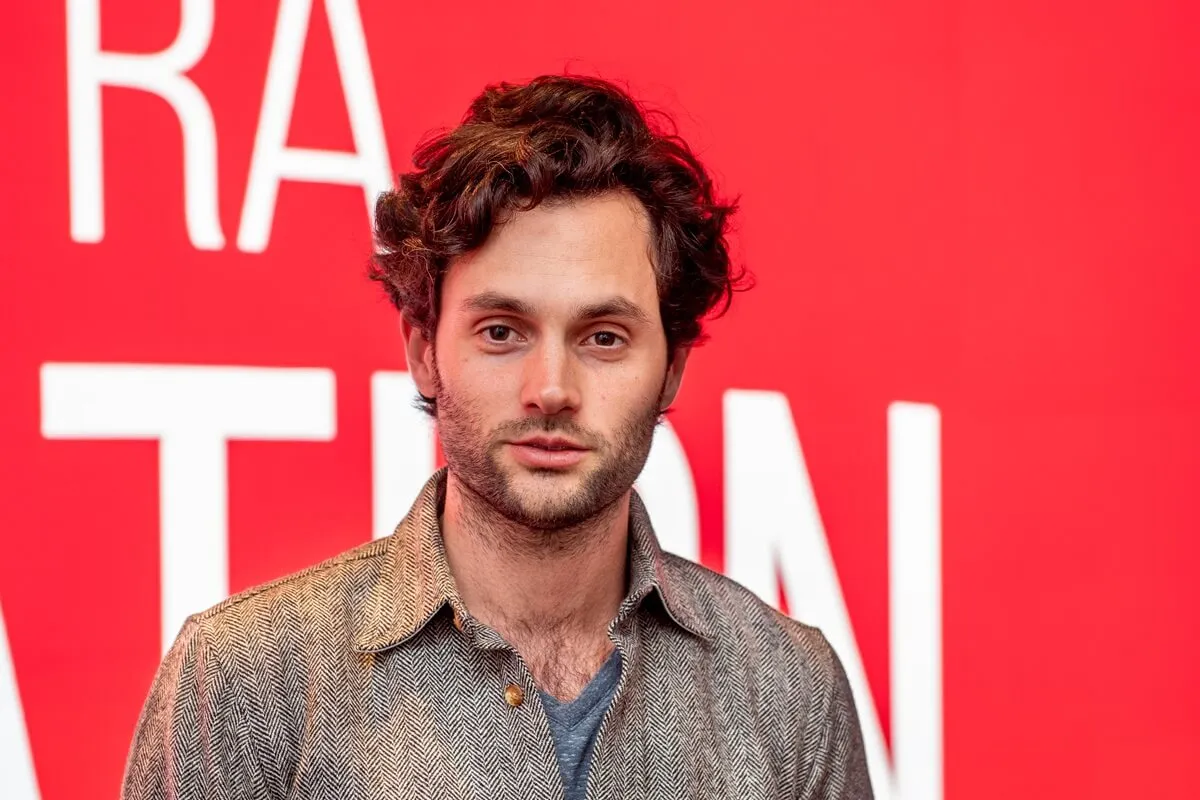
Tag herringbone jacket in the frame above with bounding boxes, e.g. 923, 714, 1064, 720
121, 469, 873, 799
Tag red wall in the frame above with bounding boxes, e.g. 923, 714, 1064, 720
1, 1, 1197, 797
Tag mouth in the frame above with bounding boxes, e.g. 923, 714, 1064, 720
509, 436, 588, 451
506, 437, 590, 469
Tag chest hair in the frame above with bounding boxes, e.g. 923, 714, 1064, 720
510, 631, 616, 702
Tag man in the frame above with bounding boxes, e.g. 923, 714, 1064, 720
122, 74, 872, 799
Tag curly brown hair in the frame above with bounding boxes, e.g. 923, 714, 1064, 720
369, 74, 748, 392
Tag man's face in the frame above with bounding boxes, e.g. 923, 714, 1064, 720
411, 191, 687, 533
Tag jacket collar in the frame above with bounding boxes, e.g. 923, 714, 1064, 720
352, 468, 713, 652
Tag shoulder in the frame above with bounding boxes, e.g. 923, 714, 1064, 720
182, 536, 391, 661
134, 540, 392, 799
659, 552, 843, 694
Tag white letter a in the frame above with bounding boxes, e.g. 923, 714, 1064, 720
238, 0, 393, 253
0, 602, 40, 800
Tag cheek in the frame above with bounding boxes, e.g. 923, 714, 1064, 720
443, 350, 523, 411
583, 366, 661, 420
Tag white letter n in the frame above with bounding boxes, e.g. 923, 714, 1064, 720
724, 390, 942, 800
67, 0, 223, 249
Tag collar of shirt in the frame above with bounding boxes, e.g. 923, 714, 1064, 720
350, 468, 714, 653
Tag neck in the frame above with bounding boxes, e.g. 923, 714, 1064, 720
439, 470, 631, 643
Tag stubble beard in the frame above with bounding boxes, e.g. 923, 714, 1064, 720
433, 365, 666, 549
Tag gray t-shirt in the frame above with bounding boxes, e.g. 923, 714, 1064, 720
538, 650, 623, 800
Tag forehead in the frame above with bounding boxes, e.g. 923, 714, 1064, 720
441, 192, 660, 319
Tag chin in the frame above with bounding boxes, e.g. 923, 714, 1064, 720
506, 480, 595, 522
507, 470, 585, 499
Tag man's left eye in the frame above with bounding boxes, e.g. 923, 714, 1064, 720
484, 325, 514, 342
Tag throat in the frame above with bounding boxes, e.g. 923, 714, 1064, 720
517, 634, 617, 702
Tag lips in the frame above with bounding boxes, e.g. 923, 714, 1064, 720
507, 437, 589, 469
510, 436, 587, 451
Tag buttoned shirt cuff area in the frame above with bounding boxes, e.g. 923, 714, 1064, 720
120, 614, 270, 800
794, 628, 874, 800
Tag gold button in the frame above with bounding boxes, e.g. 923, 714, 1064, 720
504, 684, 525, 707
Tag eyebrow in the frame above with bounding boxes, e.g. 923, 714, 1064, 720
461, 292, 653, 326
461, 292, 536, 317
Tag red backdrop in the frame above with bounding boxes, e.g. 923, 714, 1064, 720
1, 1, 1198, 798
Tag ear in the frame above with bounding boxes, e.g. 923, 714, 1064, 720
660, 346, 692, 410
400, 317, 438, 400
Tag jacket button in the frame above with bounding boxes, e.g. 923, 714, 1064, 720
504, 684, 525, 707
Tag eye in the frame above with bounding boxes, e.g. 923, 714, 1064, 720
588, 330, 626, 348
482, 324, 514, 343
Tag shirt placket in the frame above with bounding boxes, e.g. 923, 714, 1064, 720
451, 604, 567, 800
582, 610, 645, 800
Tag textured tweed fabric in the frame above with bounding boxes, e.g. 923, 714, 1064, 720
121, 468, 873, 799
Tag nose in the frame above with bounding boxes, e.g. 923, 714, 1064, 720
520, 339, 581, 416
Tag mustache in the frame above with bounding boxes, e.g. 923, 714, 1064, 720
493, 417, 600, 448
